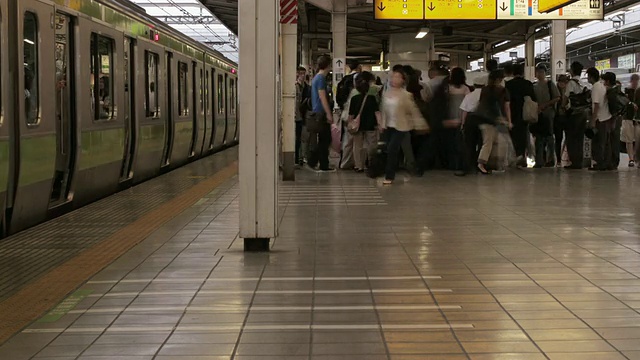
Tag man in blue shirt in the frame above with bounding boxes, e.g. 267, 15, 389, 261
306, 55, 335, 171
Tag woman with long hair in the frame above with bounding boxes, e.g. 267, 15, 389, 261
348, 71, 381, 172
381, 69, 429, 185
475, 70, 511, 174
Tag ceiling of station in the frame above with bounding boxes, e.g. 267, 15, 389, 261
129, 0, 238, 61
141, 0, 638, 64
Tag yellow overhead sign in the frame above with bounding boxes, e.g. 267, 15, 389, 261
538, 0, 581, 13
424, 0, 496, 20
373, 0, 603, 20
374, 0, 424, 20
496, 0, 604, 20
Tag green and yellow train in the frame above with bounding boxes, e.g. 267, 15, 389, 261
0, 0, 238, 235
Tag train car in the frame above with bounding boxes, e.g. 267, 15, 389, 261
0, 0, 238, 236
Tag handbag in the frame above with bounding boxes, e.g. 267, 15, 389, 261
348, 95, 368, 135
523, 96, 538, 124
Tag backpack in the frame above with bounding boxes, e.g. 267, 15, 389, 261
427, 78, 450, 129
607, 86, 630, 117
568, 79, 591, 110
336, 74, 355, 110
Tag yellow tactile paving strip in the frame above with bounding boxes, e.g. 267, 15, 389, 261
0, 161, 238, 344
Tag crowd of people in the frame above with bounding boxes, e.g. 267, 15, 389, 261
294, 56, 640, 184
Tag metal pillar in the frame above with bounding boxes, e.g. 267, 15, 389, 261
525, 30, 536, 81
332, 0, 347, 105
551, 20, 567, 82
281, 1, 298, 181
238, 0, 278, 251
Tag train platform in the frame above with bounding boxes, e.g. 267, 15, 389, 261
1, 151, 640, 359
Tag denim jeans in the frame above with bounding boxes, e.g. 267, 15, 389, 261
384, 127, 409, 181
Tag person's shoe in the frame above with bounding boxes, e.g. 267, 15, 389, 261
454, 170, 466, 177
629, 160, 635, 168
588, 166, 606, 171
564, 165, 582, 170
317, 167, 336, 173
354, 168, 364, 173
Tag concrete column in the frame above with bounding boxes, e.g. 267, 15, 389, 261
449, 54, 468, 70
238, 0, 278, 251
332, 0, 347, 106
387, 33, 434, 72
308, 10, 318, 71
525, 30, 536, 81
281, 1, 298, 181
551, 20, 567, 82
483, 43, 492, 70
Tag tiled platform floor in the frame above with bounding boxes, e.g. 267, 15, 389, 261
2, 164, 640, 359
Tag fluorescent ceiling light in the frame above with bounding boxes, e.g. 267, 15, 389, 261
416, 28, 429, 39
24, 39, 34, 45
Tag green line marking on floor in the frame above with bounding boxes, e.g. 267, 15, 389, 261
37, 290, 93, 323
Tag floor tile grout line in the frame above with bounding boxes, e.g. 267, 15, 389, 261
363, 268, 392, 360
491, 224, 633, 359
228, 264, 268, 360
389, 224, 472, 360
456, 258, 552, 360
73, 182, 235, 360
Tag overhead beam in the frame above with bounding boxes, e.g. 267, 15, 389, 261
158, 16, 221, 25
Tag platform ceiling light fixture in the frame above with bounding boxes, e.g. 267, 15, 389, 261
416, 28, 429, 39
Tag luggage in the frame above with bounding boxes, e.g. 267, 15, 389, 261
366, 141, 387, 178
523, 96, 538, 124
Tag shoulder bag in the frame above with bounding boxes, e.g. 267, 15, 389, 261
348, 95, 368, 135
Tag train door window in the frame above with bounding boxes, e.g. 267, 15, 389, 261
217, 74, 224, 114
24, 12, 39, 126
145, 51, 159, 118
90, 33, 114, 121
205, 70, 209, 115
178, 61, 188, 116
229, 79, 236, 114
199, 68, 204, 115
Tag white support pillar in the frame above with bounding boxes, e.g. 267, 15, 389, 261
525, 30, 536, 81
281, 0, 299, 181
551, 20, 567, 82
332, 0, 347, 106
388, 33, 434, 73
301, 36, 310, 70
239, 0, 279, 251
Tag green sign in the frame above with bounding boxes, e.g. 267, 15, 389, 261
37, 290, 93, 323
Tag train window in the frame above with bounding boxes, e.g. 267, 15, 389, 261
145, 51, 159, 118
178, 61, 188, 116
90, 33, 115, 121
217, 74, 224, 114
229, 79, 236, 115
24, 12, 39, 126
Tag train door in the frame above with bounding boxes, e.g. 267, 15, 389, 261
0, 0, 9, 233
120, 37, 135, 182
161, 52, 173, 167
49, 12, 75, 206
189, 61, 197, 158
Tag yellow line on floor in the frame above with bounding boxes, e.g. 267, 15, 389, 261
0, 161, 238, 344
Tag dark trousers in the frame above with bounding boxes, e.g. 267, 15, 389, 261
534, 135, 555, 166
295, 120, 303, 163
462, 115, 483, 174
565, 110, 587, 168
612, 116, 622, 167
511, 121, 529, 158
554, 115, 568, 164
385, 127, 409, 180
306, 113, 331, 170
592, 119, 615, 170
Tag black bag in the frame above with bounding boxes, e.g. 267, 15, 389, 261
298, 83, 311, 118
366, 141, 387, 178
607, 86, 630, 117
568, 79, 592, 109
335, 74, 355, 110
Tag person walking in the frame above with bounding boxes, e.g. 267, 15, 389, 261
348, 71, 381, 173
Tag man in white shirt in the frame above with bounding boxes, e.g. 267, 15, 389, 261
457, 77, 487, 175
587, 67, 615, 171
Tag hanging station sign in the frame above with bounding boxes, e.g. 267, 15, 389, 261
373, 0, 603, 20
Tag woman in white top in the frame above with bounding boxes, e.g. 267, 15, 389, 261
381, 69, 429, 185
